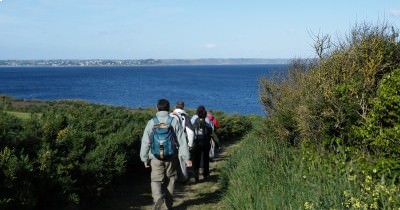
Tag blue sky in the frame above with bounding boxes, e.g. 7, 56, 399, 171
0, 0, 399, 60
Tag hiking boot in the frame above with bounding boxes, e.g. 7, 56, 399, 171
154, 197, 163, 210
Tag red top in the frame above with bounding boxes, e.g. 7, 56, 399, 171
207, 115, 220, 129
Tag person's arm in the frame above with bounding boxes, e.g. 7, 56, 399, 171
205, 118, 215, 131
190, 115, 198, 124
140, 120, 153, 167
173, 118, 192, 166
185, 117, 195, 148
173, 118, 189, 159
186, 126, 194, 148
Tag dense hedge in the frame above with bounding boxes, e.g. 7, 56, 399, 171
0, 99, 152, 209
0, 97, 252, 209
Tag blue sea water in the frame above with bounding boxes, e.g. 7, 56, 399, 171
0, 64, 288, 115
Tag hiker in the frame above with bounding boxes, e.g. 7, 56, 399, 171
207, 109, 220, 129
191, 105, 214, 182
140, 99, 192, 210
207, 109, 221, 158
170, 100, 194, 183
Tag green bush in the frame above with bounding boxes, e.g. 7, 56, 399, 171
0, 100, 151, 209
352, 69, 400, 180
2, 97, 251, 209
254, 22, 400, 209
217, 114, 253, 142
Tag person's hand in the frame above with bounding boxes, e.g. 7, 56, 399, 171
144, 162, 150, 168
185, 160, 192, 167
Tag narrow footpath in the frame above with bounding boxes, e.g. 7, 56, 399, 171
94, 140, 238, 210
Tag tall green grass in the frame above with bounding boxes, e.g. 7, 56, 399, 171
220, 125, 356, 209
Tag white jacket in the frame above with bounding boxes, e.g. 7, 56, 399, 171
170, 108, 195, 148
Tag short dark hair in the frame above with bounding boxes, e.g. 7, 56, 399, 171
157, 99, 170, 111
196, 105, 207, 118
176, 100, 185, 109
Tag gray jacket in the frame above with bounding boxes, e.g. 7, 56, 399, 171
140, 111, 190, 163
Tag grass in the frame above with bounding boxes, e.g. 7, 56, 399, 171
219, 125, 355, 209
5, 111, 33, 120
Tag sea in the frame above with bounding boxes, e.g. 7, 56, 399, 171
0, 64, 288, 116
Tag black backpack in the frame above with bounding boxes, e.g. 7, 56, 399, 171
193, 118, 212, 147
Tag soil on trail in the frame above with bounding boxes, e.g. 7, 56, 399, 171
94, 141, 238, 210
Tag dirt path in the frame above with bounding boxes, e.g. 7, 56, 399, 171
94, 141, 238, 210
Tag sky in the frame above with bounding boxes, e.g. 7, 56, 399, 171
0, 0, 399, 60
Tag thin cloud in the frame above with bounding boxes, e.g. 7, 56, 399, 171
205, 44, 216, 49
389, 9, 400, 17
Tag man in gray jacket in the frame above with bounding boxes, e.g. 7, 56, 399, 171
140, 99, 192, 210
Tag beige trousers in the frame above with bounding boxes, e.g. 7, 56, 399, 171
150, 158, 177, 208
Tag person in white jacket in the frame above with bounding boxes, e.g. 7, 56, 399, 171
170, 100, 194, 182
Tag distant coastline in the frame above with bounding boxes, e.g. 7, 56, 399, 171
0, 58, 290, 67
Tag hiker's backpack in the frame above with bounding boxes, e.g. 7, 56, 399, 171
193, 118, 212, 147
150, 116, 176, 160
172, 112, 187, 133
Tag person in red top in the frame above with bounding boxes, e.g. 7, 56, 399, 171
207, 110, 220, 129
206, 110, 221, 155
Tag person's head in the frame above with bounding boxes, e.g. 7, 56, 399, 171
196, 105, 207, 118
157, 99, 170, 111
207, 109, 213, 116
176, 100, 185, 109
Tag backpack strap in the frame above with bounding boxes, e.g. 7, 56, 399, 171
153, 116, 173, 125
166, 116, 173, 125
152, 116, 160, 124
171, 112, 182, 125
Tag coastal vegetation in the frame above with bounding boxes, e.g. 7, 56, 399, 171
0, 96, 251, 209
221, 22, 400, 209
1, 21, 399, 210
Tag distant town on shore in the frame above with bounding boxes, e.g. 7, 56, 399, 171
0, 58, 290, 67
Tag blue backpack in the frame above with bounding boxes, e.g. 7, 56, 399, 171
150, 116, 176, 160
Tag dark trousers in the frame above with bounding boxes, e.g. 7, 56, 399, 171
192, 143, 211, 179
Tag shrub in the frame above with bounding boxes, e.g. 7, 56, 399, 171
255, 21, 400, 209
0, 100, 150, 209
352, 69, 400, 180
259, 23, 400, 149
217, 114, 253, 142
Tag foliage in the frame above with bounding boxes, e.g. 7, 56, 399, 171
220, 121, 354, 209
0, 99, 152, 209
223, 22, 400, 209
344, 175, 400, 209
217, 113, 253, 142
0, 96, 252, 209
350, 69, 400, 179
259, 22, 400, 174
260, 23, 400, 149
